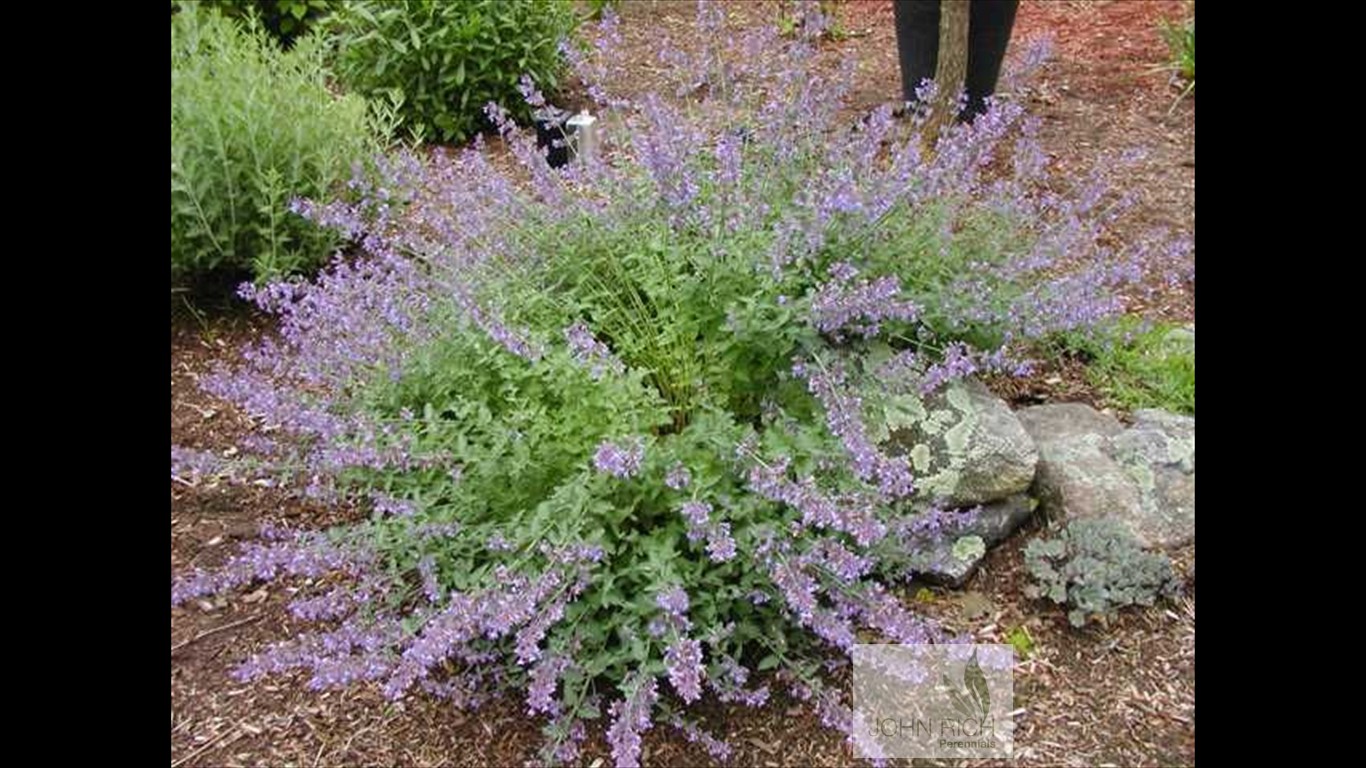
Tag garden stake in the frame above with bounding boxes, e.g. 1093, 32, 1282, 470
567, 110, 599, 165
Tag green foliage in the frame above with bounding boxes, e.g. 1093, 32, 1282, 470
1164, 16, 1195, 82
186, 1, 340, 47
1005, 625, 1034, 658
330, 0, 578, 144
1159, 10, 1194, 105
1058, 320, 1195, 415
777, 0, 847, 40
170, 4, 392, 289
1024, 519, 1181, 628
579, 0, 621, 21
359, 317, 805, 685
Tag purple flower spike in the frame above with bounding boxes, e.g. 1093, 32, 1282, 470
593, 437, 645, 478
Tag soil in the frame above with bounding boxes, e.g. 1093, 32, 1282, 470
172, 3, 1195, 766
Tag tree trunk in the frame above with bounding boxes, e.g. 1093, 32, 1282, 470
925, 0, 970, 145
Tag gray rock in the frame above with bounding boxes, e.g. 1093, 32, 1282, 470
1112, 410, 1195, 547
882, 379, 1039, 506
917, 495, 1038, 587
1020, 403, 1194, 549
1127, 409, 1196, 472
1030, 431, 1146, 533
1017, 403, 1124, 442
967, 493, 1038, 547
1163, 326, 1195, 353
918, 535, 984, 588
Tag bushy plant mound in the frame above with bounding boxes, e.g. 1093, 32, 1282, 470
171, 4, 390, 287
330, 0, 578, 144
172, 7, 1192, 765
1025, 519, 1182, 628
176, 1, 340, 48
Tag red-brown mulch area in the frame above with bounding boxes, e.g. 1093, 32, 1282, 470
172, 3, 1194, 765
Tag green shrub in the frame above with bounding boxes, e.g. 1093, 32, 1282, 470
1024, 519, 1181, 627
199, 1, 340, 48
330, 0, 578, 144
170, 4, 391, 288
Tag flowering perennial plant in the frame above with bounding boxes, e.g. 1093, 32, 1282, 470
172, 4, 1192, 764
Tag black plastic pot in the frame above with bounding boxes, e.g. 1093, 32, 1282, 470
892, 0, 1020, 122
534, 112, 574, 169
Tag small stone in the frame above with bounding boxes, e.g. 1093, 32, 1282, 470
916, 495, 1038, 587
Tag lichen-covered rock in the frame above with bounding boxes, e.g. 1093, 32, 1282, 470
878, 379, 1038, 506
1122, 409, 1195, 472
915, 495, 1038, 587
1111, 410, 1195, 547
1019, 403, 1194, 549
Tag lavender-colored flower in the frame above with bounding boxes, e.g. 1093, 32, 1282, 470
417, 555, 442, 604
171, 531, 371, 607
810, 272, 920, 338
671, 715, 733, 762
606, 675, 659, 768
514, 594, 569, 665
665, 462, 692, 490
769, 559, 819, 623
564, 321, 625, 379
288, 587, 360, 622
526, 655, 570, 716
705, 522, 737, 562
746, 455, 888, 546
800, 360, 916, 499
168, 9, 1194, 761
805, 537, 871, 582
647, 617, 668, 638
713, 131, 742, 186
545, 716, 588, 765
710, 656, 771, 707
664, 637, 704, 703
918, 342, 980, 393
593, 437, 645, 479
370, 492, 416, 517
679, 500, 712, 542
656, 586, 690, 621
170, 446, 229, 482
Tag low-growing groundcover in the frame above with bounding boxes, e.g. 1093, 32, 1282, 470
170, 7, 1193, 766
1050, 319, 1195, 414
